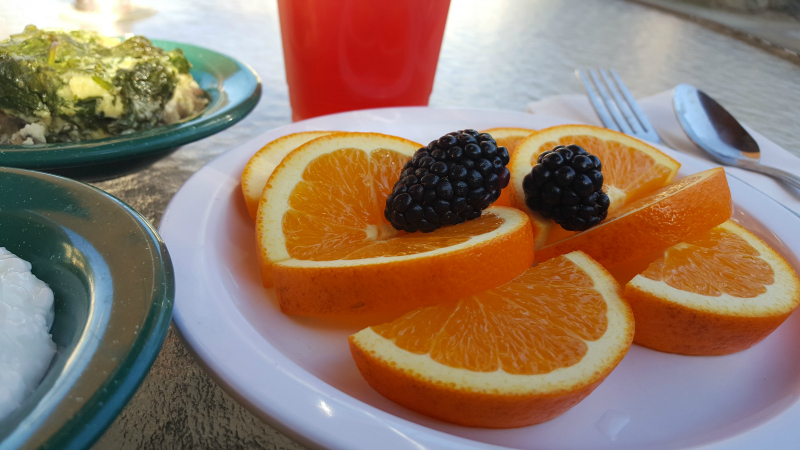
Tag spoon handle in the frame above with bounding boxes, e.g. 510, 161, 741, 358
736, 159, 800, 190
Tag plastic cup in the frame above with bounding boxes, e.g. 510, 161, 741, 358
277, 0, 451, 121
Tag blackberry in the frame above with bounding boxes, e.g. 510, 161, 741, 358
384, 129, 511, 233
521, 144, 610, 231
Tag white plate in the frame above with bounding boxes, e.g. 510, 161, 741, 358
160, 107, 800, 450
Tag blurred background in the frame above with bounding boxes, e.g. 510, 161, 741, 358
2, 0, 796, 154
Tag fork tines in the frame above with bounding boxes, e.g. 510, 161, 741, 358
576, 68, 661, 144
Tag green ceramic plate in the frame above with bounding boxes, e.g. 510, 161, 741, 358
0, 167, 174, 450
0, 40, 261, 180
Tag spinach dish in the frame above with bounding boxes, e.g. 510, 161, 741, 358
0, 25, 208, 145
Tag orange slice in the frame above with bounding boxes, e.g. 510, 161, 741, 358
481, 127, 537, 207
509, 124, 681, 248
256, 132, 535, 315
481, 127, 536, 153
625, 220, 800, 355
535, 167, 732, 270
241, 131, 335, 220
349, 251, 634, 428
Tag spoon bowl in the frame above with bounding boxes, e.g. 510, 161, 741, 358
673, 83, 800, 190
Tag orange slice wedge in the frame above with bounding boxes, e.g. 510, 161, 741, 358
256, 132, 535, 315
535, 167, 732, 270
349, 251, 634, 428
625, 220, 800, 355
481, 127, 537, 153
480, 127, 537, 207
241, 131, 335, 220
509, 124, 681, 248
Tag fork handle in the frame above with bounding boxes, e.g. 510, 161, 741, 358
735, 159, 800, 190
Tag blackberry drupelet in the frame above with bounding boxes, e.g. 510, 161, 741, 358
385, 129, 511, 233
522, 144, 610, 231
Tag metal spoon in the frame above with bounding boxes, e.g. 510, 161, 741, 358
673, 83, 800, 190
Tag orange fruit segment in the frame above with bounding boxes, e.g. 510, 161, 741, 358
508, 124, 681, 248
241, 131, 335, 221
349, 251, 634, 428
535, 167, 732, 270
625, 220, 800, 355
481, 127, 537, 152
256, 132, 535, 315
481, 127, 537, 207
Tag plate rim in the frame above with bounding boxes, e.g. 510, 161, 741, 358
0, 167, 176, 450
161, 106, 800, 450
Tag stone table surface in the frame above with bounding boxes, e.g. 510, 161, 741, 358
1, 0, 799, 448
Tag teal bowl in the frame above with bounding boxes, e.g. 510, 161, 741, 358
0, 167, 174, 449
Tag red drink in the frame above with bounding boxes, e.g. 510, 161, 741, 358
277, 0, 451, 121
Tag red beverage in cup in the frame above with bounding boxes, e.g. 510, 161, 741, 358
277, 0, 451, 121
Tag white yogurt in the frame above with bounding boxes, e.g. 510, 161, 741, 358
0, 248, 57, 422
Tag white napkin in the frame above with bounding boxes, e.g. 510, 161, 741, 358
526, 90, 800, 216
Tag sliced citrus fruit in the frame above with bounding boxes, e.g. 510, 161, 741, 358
509, 124, 681, 248
256, 132, 535, 315
241, 131, 335, 220
349, 251, 634, 428
625, 220, 800, 355
481, 127, 537, 207
535, 167, 732, 270
481, 127, 536, 153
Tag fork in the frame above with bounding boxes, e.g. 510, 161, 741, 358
576, 68, 662, 145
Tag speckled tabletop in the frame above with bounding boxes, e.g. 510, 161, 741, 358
2, 0, 800, 448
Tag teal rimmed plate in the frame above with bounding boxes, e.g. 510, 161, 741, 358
0, 40, 261, 181
0, 167, 174, 449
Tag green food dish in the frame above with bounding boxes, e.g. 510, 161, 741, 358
0, 39, 261, 180
0, 26, 206, 144
0, 167, 174, 449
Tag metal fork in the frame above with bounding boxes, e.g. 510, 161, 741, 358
576, 69, 662, 145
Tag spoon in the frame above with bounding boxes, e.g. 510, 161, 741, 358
673, 83, 800, 190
